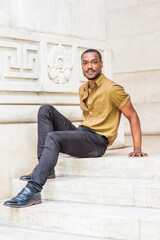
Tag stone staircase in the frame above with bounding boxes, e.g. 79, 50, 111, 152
1, 153, 160, 240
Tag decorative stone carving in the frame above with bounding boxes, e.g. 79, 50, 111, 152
0, 40, 38, 80
48, 44, 72, 84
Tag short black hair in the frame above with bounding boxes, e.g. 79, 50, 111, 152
81, 49, 102, 61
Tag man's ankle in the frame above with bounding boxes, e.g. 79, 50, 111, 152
26, 183, 41, 193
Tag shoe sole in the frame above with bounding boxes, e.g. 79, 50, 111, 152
3, 200, 42, 208
19, 175, 56, 181
47, 175, 56, 179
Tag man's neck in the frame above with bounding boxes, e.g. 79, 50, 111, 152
88, 73, 102, 89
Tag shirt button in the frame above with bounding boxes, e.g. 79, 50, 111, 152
89, 112, 92, 114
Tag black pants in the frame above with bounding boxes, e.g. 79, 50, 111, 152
29, 105, 108, 191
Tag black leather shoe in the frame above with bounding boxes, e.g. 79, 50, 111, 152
20, 168, 56, 181
3, 187, 41, 208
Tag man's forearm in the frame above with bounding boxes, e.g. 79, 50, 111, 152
129, 112, 142, 151
121, 99, 148, 157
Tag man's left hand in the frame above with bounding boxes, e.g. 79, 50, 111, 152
128, 150, 148, 157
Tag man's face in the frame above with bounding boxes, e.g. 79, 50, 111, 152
81, 52, 103, 80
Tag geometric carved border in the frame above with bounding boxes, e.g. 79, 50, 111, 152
0, 28, 110, 93
0, 40, 39, 80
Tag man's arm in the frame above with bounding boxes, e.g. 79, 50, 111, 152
120, 99, 148, 157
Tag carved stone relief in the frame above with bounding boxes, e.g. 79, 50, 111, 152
47, 44, 72, 84
0, 40, 38, 80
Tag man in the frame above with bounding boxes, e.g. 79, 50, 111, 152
4, 49, 148, 208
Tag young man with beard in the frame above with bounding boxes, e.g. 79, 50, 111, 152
4, 49, 148, 208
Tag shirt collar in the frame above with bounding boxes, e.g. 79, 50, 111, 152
94, 74, 104, 87
83, 74, 104, 91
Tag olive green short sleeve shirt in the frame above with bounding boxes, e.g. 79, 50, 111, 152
79, 74, 130, 146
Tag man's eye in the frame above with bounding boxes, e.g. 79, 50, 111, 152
93, 61, 98, 64
82, 62, 87, 65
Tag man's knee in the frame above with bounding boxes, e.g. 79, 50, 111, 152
45, 132, 61, 147
38, 104, 55, 118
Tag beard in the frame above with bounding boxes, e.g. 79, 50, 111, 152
84, 71, 101, 80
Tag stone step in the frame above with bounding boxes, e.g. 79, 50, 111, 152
1, 200, 160, 240
0, 226, 109, 240
12, 177, 160, 208
56, 154, 160, 179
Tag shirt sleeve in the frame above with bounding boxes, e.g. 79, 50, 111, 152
109, 84, 130, 109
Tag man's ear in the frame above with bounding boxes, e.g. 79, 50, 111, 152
101, 61, 103, 68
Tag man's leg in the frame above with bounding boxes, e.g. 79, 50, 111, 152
20, 104, 77, 180
37, 104, 77, 159
29, 127, 108, 191
4, 127, 108, 207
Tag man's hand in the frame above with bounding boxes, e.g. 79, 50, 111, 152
128, 149, 148, 157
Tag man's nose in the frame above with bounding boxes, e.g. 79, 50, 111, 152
88, 62, 92, 68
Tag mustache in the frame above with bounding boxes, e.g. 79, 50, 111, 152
86, 69, 95, 73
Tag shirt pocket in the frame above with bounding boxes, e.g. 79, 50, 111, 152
92, 101, 106, 118
93, 100, 105, 110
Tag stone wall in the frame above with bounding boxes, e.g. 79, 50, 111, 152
106, 0, 160, 134
2, 0, 158, 198
8, 0, 105, 40
0, 0, 118, 198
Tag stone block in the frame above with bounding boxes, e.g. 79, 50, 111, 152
0, 91, 80, 105
0, 0, 10, 26
12, 177, 135, 207
109, 3, 160, 37
140, 214, 160, 240
0, 105, 82, 123
0, 201, 142, 239
8, 0, 23, 28
114, 71, 160, 135
22, 0, 71, 35
0, 124, 37, 198
0, 226, 105, 240
123, 102, 160, 135
114, 70, 160, 104
134, 182, 160, 208
72, 0, 105, 40
9, 0, 105, 40
140, 32, 160, 70
12, 177, 160, 208
55, 155, 158, 179
108, 35, 140, 73
106, 0, 138, 10
140, 0, 160, 4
